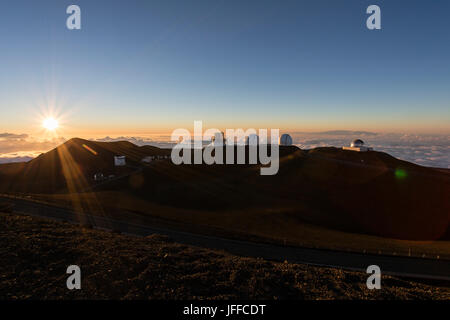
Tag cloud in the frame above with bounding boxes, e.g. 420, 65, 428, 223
0, 134, 66, 163
0, 133, 29, 139
1, 132, 449, 169
95, 133, 450, 169
291, 132, 450, 169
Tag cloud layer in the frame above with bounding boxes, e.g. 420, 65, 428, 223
0, 133, 65, 164
0, 132, 448, 169
291, 131, 450, 169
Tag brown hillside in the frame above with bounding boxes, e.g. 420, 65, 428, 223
0, 138, 170, 193
2, 212, 448, 300
0, 139, 448, 241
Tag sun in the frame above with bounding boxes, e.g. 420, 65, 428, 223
42, 117, 59, 131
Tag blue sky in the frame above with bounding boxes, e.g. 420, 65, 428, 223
0, 0, 449, 136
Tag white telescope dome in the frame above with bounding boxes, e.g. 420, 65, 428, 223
350, 139, 365, 148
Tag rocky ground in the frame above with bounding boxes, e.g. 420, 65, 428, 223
0, 212, 448, 300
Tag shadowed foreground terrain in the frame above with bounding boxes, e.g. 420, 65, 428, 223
0, 213, 448, 300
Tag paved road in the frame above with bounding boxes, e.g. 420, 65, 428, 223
2, 195, 449, 281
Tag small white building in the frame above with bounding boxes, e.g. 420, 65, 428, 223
141, 156, 155, 163
343, 139, 373, 152
114, 155, 126, 166
94, 173, 105, 181
142, 155, 170, 163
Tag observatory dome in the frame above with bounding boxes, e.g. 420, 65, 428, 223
350, 139, 364, 148
279, 134, 293, 146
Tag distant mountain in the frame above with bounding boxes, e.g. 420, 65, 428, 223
0, 138, 448, 241
314, 130, 378, 136
0, 156, 34, 164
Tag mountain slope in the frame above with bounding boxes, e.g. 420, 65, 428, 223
89, 144, 449, 240
0, 138, 170, 193
0, 139, 448, 240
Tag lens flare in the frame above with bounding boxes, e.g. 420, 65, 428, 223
395, 168, 407, 179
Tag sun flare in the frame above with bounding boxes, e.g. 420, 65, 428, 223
42, 117, 59, 131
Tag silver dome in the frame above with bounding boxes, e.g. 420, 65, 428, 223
350, 139, 365, 147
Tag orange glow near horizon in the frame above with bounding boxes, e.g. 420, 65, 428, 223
7, 106, 447, 140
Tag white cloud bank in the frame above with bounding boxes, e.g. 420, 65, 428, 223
291, 131, 450, 169
0, 132, 448, 169
0, 133, 66, 164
